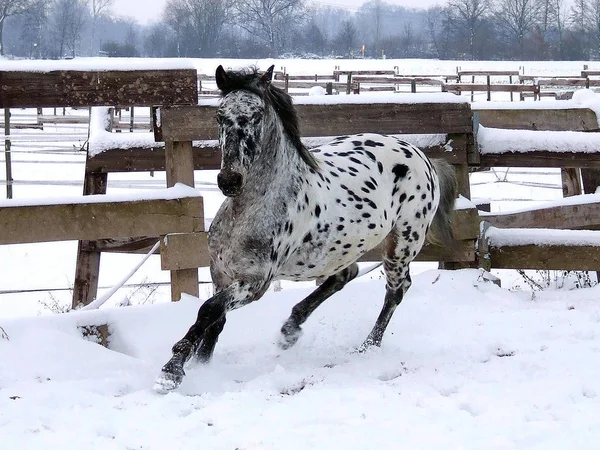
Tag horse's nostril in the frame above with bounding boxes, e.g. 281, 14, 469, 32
217, 171, 243, 196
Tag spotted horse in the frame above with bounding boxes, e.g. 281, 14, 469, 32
154, 65, 457, 392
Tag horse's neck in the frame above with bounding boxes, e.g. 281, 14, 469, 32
247, 120, 309, 193
233, 122, 312, 214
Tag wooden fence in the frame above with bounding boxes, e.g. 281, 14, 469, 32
3, 68, 600, 312
0, 68, 201, 308
198, 66, 600, 100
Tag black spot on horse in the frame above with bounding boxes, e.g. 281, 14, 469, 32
364, 181, 376, 190
352, 140, 362, 146
399, 193, 407, 202
364, 139, 384, 147
337, 225, 344, 231
315, 205, 321, 217
402, 148, 413, 158
368, 223, 377, 229
392, 164, 409, 183
303, 232, 313, 243
343, 243, 352, 249
377, 161, 384, 174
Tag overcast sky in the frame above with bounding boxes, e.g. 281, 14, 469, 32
113, 0, 443, 25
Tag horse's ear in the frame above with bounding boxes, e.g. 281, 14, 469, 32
261, 65, 275, 85
215, 65, 228, 90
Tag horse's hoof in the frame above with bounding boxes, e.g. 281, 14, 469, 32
356, 338, 381, 354
153, 370, 184, 393
153, 360, 186, 393
278, 325, 303, 350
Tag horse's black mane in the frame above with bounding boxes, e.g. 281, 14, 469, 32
219, 67, 319, 171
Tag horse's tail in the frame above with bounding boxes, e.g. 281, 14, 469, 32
427, 159, 457, 247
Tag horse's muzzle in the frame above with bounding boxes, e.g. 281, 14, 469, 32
217, 170, 243, 197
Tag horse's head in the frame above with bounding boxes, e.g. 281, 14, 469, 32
214, 64, 274, 197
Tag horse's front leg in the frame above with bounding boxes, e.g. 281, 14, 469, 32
154, 280, 268, 393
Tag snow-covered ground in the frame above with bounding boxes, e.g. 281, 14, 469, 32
1, 58, 600, 448
2, 270, 600, 449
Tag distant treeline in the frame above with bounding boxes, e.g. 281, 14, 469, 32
3, 0, 600, 61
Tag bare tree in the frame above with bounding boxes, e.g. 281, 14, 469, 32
0, 0, 40, 55
334, 18, 357, 57
449, 0, 489, 60
425, 6, 455, 59
164, 0, 231, 57
90, 0, 113, 55
234, 0, 307, 57
496, 0, 540, 58
589, 0, 600, 56
50, 0, 88, 58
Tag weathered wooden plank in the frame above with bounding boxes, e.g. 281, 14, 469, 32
473, 108, 599, 131
444, 84, 537, 92
86, 146, 221, 173
171, 269, 200, 301
0, 70, 198, 108
458, 70, 520, 76
561, 168, 582, 197
478, 151, 600, 168
359, 239, 476, 263
86, 141, 466, 174
160, 232, 210, 270
482, 201, 600, 230
166, 140, 195, 187
155, 103, 474, 142
489, 244, 600, 271
297, 103, 473, 136
0, 196, 204, 245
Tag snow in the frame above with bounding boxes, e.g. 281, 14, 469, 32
2, 57, 600, 448
478, 125, 600, 154
2, 269, 600, 449
485, 226, 600, 247
0, 57, 197, 73
0, 183, 200, 208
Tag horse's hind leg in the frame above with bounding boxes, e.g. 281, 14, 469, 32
361, 231, 417, 349
279, 263, 358, 350
195, 316, 226, 363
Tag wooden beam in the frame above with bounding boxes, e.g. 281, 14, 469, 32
359, 239, 476, 263
0, 69, 198, 108
155, 103, 474, 142
86, 141, 466, 174
160, 233, 210, 270
444, 83, 537, 92
473, 108, 599, 131
0, 196, 204, 245
489, 244, 600, 271
478, 151, 600, 168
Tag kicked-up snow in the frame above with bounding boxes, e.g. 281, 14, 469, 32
1, 269, 600, 449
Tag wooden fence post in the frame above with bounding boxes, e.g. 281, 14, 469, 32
4, 108, 12, 199
165, 139, 199, 301
72, 172, 108, 309
72, 108, 113, 309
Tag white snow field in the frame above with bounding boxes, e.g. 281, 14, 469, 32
2, 270, 600, 449
1, 58, 600, 448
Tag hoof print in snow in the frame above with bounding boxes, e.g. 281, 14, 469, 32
495, 349, 515, 358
